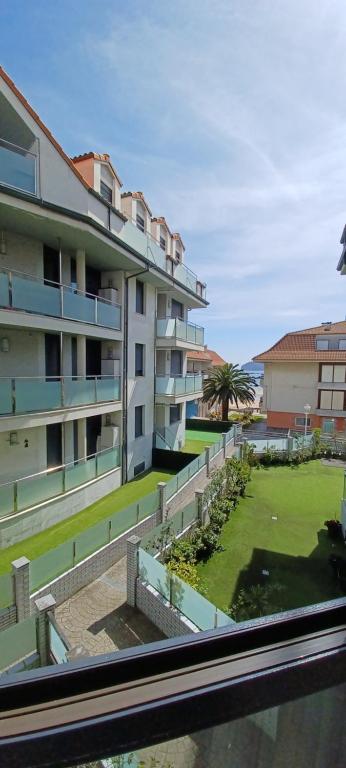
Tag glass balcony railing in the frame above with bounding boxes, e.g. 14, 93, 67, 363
118, 219, 207, 300
0, 267, 122, 329
0, 376, 121, 416
0, 445, 121, 518
155, 373, 203, 396
0, 137, 37, 196
156, 317, 204, 345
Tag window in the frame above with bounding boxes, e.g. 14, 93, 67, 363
175, 249, 181, 262
320, 364, 346, 383
135, 343, 144, 376
136, 213, 145, 232
339, 339, 346, 350
135, 405, 144, 438
160, 236, 166, 251
171, 299, 184, 319
170, 350, 183, 375
134, 461, 145, 476
316, 339, 329, 350
100, 181, 113, 204
136, 280, 144, 314
170, 404, 181, 424
295, 416, 311, 427
320, 390, 345, 410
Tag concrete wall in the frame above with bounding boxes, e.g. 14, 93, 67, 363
1, 230, 43, 277
0, 425, 46, 483
263, 361, 318, 428
0, 328, 45, 378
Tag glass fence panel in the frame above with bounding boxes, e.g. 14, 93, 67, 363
0, 143, 36, 194
175, 318, 187, 340
155, 376, 174, 395
170, 509, 184, 537
0, 482, 14, 518
186, 323, 196, 343
96, 447, 120, 476
110, 502, 139, 540
177, 465, 190, 489
49, 620, 69, 664
216, 608, 235, 627
0, 271, 9, 307
64, 378, 96, 406
15, 379, 62, 413
0, 615, 37, 672
182, 499, 198, 528
165, 474, 178, 499
17, 469, 64, 511
74, 520, 109, 563
30, 539, 75, 592
0, 572, 13, 608
96, 377, 120, 402
139, 489, 159, 519
198, 453, 207, 469
63, 288, 95, 324
174, 377, 187, 395
12, 275, 61, 316
65, 458, 96, 491
187, 457, 200, 478
171, 574, 216, 630
174, 262, 197, 293
139, 548, 171, 600
196, 326, 204, 345
0, 379, 12, 414
97, 300, 121, 330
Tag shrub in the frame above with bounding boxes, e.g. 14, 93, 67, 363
229, 583, 284, 621
167, 556, 201, 589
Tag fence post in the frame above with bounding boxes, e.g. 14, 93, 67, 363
12, 556, 30, 622
195, 489, 208, 526
222, 432, 227, 459
157, 481, 167, 525
34, 593, 56, 667
127, 535, 141, 607
206, 446, 211, 477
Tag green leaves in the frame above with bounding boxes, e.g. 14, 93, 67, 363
202, 363, 256, 420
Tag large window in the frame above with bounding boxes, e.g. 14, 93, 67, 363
316, 339, 329, 350
136, 280, 145, 314
100, 180, 113, 203
135, 343, 145, 376
320, 364, 346, 383
169, 404, 181, 424
319, 390, 345, 410
136, 213, 145, 232
135, 405, 144, 438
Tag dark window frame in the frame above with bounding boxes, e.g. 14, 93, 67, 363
100, 180, 113, 204
135, 405, 144, 438
136, 280, 145, 314
136, 213, 145, 232
170, 404, 181, 424
135, 343, 145, 377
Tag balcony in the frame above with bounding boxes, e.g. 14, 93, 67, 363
0, 445, 121, 518
118, 219, 207, 300
0, 376, 121, 417
155, 373, 203, 401
0, 267, 122, 330
0, 137, 37, 196
156, 317, 204, 347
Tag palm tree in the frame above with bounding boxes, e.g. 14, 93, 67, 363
202, 363, 256, 421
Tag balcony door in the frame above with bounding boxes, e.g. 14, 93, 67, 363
170, 350, 182, 376
43, 245, 59, 287
171, 299, 183, 319
46, 423, 62, 469
45, 333, 60, 381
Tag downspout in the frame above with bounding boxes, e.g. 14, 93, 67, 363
122, 266, 150, 485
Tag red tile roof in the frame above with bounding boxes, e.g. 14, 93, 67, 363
188, 347, 226, 365
121, 191, 152, 216
72, 152, 122, 186
254, 321, 346, 362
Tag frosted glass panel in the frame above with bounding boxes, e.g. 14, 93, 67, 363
63, 288, 95, 323
0, 272, 9, 306
110, 502, 138, 539
138, 548, 170, 600
96, 378, 120, 402
49, 620, 69, 664
0, 615, 36, 671
15, 379, 61, 413
64, 378, 95, 406
0, 572, 13, 608
74, 520, 109, 563
96, 447, 120, 476
30, 540, 74, 591
12, 276, 61, 316
171, 575, 216, 630
0, 379, 12, 414
97, 300, 121, 329
17, 470, 64, 510
0, 483, 14, 517
65, 458, 96, 490
0, 144, 36, 194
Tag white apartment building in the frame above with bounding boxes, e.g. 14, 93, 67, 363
0, 67, 207, 546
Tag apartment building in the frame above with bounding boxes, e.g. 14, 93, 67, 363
186, 346, 226, 417
254, 321, 346, 433
0, 67, 207, 544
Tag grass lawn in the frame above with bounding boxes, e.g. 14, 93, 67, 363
183, 429, 222, 455
197, 461, 345, 614
0, 469, 174, 574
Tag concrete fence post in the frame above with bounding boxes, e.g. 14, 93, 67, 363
11, 556, 30, 622
127, 535, 141, 607
196, 489, 208, 526
157, 481, 167, 525
34, 593, 56, 667
222, 433, 227, 459
205, 446, 211, 477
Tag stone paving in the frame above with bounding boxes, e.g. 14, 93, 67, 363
56, 556, 164, 656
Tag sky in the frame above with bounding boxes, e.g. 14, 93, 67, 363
2, 0, 346, 363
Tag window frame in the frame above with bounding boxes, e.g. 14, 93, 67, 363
316, 339, 329, 351
136, 213, 145, 232
134, 405, 144, 439
320, 364, 346, 384
135, 279, 145, 315
295, 416, 311, 427
318, 389, 346, 411
135, 343, 145, 377
100, 180, 113, 204
169, 404, 181, 424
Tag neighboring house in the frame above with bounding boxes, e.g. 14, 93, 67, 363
187, 347, 227, 417
0, 66, 207, 539
254, 321, 346, 433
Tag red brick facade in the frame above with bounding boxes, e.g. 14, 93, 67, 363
267, 411, 346, 431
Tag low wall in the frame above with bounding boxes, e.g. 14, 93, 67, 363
152, 448, 198, 470
0, 467, 122, 549
186, 418, 235, 433
0, 605, 17, 632
136, 580, 198, 638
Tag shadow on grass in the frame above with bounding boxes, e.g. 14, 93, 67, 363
229, 528, 346, 614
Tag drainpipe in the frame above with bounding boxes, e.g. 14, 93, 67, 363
122, 266, 150, 485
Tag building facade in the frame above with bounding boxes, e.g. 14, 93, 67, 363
186, 347, 226, 418
254, 321, 346, 433
0, 67, 207, 544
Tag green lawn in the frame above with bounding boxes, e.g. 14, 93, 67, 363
183, 429, 222, 455
0, 469, 174, 574
197, 461, 345, 613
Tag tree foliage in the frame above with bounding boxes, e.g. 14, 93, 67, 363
202, 363, 256, 421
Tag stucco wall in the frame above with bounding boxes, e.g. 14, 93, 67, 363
0, 425, 46, 484
263, 362, 318, 414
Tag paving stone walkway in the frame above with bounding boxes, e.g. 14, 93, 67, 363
56, 556, 163, 656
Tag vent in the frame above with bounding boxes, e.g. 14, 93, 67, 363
134, 461, 145, 477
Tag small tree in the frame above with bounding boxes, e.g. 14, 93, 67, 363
202, 363, 256, 421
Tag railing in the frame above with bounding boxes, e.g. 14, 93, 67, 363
0, 614, 37, 674
0, 137, 37, 196
155, 373, 203, 396
0, 266, 122, 330
0, 375, 121, 416
118, 219, 207, 299
0, 445, 121, 519
139, 546, 233, 630
239, 433, 314, 453
156, 317, 204, 346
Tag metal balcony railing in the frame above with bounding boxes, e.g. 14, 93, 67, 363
156, 317, 204, 346
0, 375, 121, 416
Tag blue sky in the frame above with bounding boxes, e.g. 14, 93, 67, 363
2, 0, 346, 363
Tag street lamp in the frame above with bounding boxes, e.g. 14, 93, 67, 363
303, 403, 311, 437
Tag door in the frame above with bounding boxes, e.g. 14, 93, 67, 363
46, 423, 62, 468
86, 339, 101, 378
171, 299, 183, 319
170, 350, 182, 376
45, 333, 60, 381
87, 415, 102, 456
43, 245, 59, 286
322, 419, 335, 435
